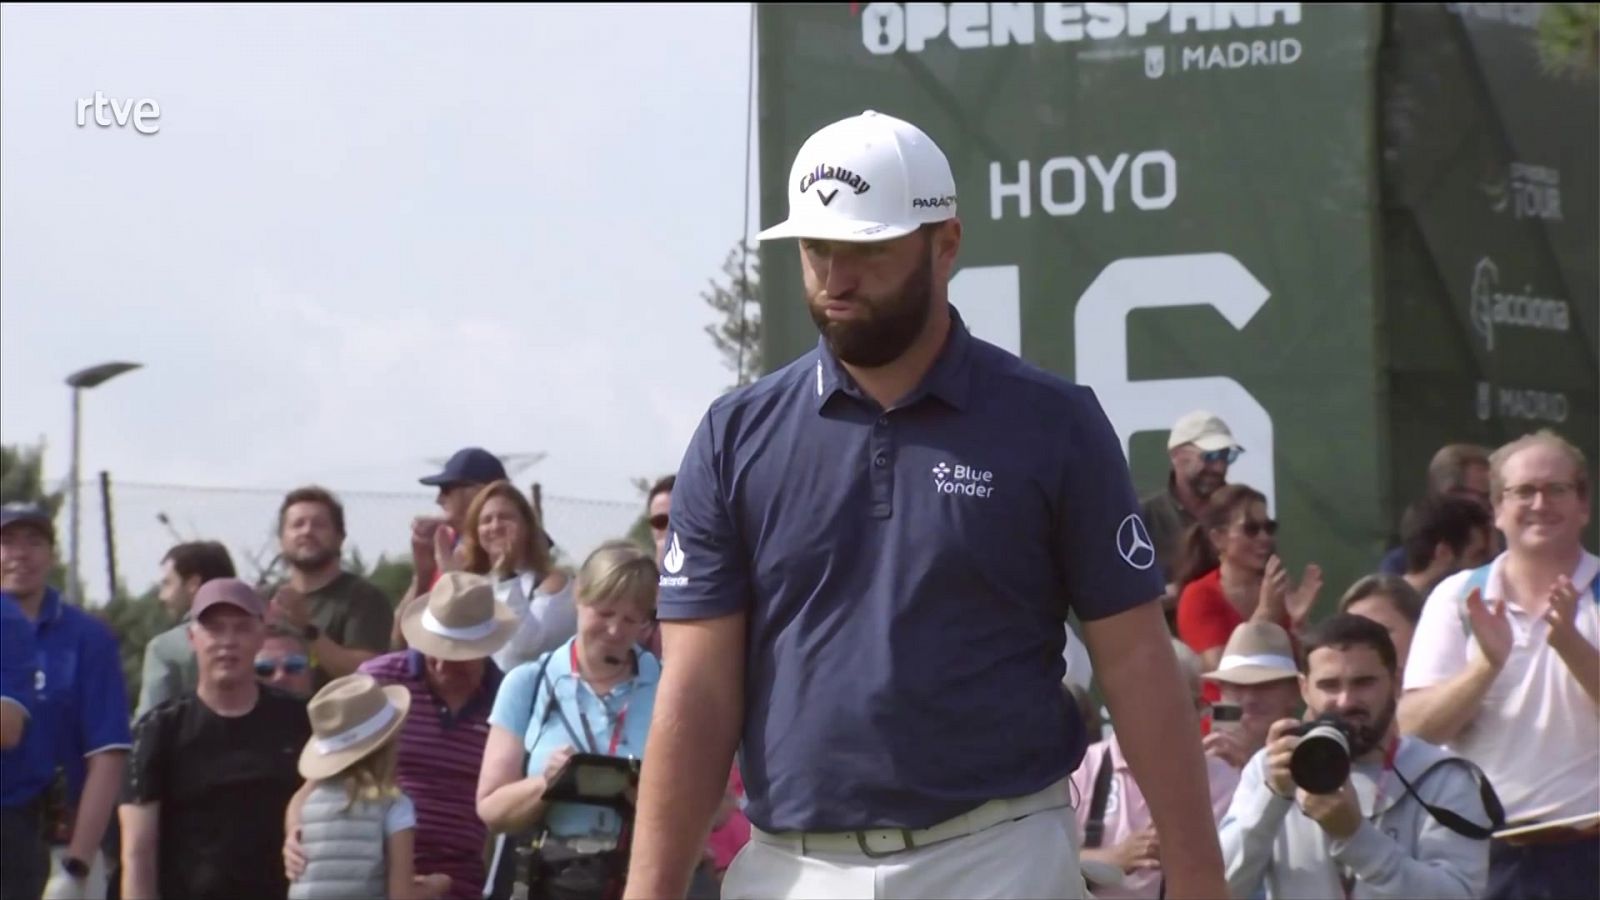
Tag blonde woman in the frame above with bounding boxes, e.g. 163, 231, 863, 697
477, 540, 660, 900
459, 481, 576, 671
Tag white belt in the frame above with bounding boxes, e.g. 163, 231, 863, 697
751, 777, 1072, 858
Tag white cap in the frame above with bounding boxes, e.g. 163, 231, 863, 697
1168, 410, 1242, 453
756, 110, 957, 243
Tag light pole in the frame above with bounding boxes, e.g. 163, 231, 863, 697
64, 361, 142, 605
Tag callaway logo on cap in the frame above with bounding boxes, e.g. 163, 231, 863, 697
757, 110, 958, 243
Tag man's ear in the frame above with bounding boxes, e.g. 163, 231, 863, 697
1432, 540, 1457, 572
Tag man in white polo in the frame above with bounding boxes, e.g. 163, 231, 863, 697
1400, 429, 1598, 899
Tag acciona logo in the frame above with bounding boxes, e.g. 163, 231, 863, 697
1470, 257, 1570, 352
932, 461, 996, 498
859, 3, 1302, 55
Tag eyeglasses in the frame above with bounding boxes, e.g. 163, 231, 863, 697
1201, 447, 1242, 465
648, 514, 670, 531
1238, 518, 1278, 539
1502, 482, 1578, 504
255, 655, 309, 677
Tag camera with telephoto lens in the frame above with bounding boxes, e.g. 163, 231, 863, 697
1289, 715, 1353, 795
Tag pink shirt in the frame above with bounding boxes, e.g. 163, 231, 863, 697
1069, 733, 1240, 899
707, 765, 750, 872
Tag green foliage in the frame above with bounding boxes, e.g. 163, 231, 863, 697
342, 547, 416, 607
702, 239, 763, 390
99, 585, 169, 709
1536, 3, 1600, 79
366, 554, 416, 606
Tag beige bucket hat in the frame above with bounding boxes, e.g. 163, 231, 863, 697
298, 673, 412, 780
400, 571, 517, 661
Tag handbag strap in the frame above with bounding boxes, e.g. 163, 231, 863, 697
1083, 746, 1115, 849
523, 650, 559, 771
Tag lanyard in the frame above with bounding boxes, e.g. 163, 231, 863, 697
1341, 736, 1401, 899
569, 642, 630, 756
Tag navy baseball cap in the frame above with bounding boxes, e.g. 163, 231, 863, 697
0, 502, 54, 542
419, 448, 508, 488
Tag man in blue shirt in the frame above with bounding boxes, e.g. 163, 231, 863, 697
626, 111, 1227, 900
1, 595, 36, 750
0, 502, 131, 900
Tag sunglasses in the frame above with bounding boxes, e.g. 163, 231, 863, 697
1238, 519, 1278, 539
255, 655, 309, 677
648, 514, 670, 531
1201, 447, 1242, 465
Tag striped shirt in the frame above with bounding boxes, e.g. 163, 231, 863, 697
359, 650, 502, 900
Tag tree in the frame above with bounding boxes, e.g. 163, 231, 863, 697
343, 548, 415, 607
1535, 3, 1600, 80
99, 585, 167, 709
702, 240, 763, 390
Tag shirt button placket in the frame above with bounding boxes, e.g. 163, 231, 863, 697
870, 414, 894, 519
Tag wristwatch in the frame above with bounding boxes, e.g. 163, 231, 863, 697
62, 856, 90, 879
302, 624, 320, 643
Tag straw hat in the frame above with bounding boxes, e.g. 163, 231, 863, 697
298, 673, 412, 780
400, 571, 517, 661
1201, 621, 1299, 686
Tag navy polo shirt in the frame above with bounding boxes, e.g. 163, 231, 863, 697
0, 587, 132, 809
658, 306, 1163, 832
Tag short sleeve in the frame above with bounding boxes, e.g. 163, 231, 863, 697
1177, 579, 1235, 654
0, 605, 36, 716
79, 618, 132, 754
655, 408, 754, 621
340, 582, 396, 654
1404, 572, 1473, 690
384, 793, 417, 835
1054, 388, 1166, 621
122, 708, 166, 805
489, 656, 543, 739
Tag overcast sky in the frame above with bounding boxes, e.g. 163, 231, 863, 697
1, 3, 761, 593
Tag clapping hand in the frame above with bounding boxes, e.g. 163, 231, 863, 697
1287, 563, 1323, 627
1465, 588, 1513, 672
1544, 576, 1583, 654
269, 586, 311, 632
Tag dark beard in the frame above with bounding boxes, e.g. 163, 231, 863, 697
809, 237, 935, 368
1340, 695, 1396, 758
286, 546, 338, 572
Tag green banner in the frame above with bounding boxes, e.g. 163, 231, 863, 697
758, 2, 1389, 597
1380, 3, 1599, 548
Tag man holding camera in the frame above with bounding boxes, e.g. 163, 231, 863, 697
1219, 615, 1491, 899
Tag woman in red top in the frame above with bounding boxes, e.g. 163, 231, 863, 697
1174, 485, 1322, 701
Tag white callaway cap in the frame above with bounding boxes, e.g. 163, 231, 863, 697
756, 110, 957, 243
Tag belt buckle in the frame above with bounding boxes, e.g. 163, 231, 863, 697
854, 828, 915, 859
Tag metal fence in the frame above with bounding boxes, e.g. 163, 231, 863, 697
71, 478, 643, 603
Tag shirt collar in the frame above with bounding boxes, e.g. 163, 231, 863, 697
812, 305, 975, 414
405, 648, 505, 703
0, 587, 66, 627
1483, 549, 1600, 610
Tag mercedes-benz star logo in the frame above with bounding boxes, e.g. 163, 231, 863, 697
1116, 515, 1156, 571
